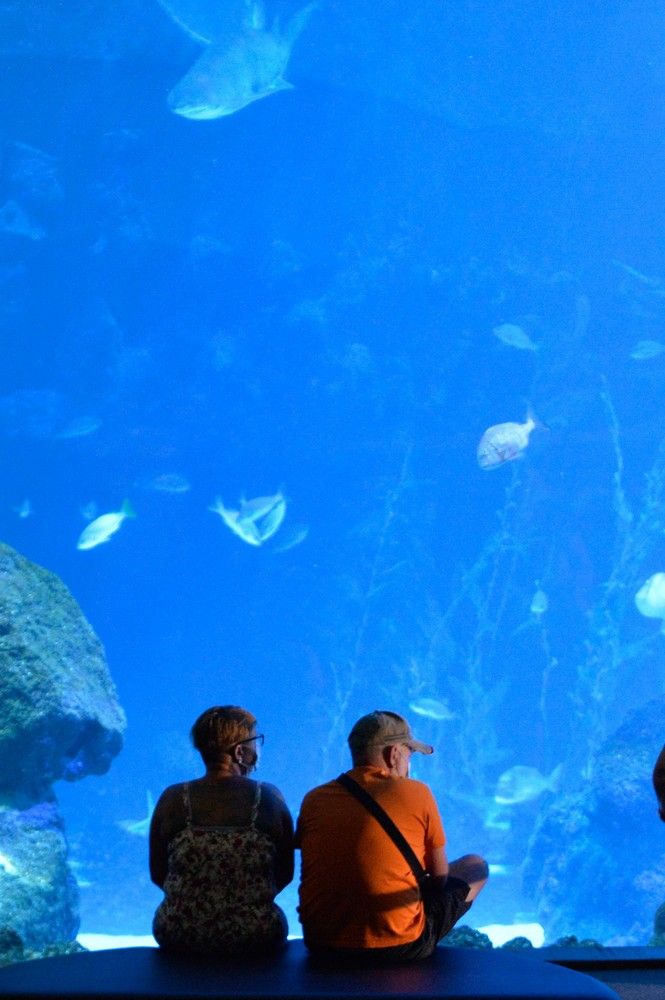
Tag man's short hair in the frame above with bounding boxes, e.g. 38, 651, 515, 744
348, 710, 433, 764
191, 705, 256, 765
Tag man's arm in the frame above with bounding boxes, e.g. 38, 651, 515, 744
426, 844, 449, 878
653, 744, 665, 821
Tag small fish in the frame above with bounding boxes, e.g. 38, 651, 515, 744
252, 496, 286, 542
236, 491, 285, 524
477, 411, 538, 470
629, 340, 665, 361
408, 697, 456, 722
494, 764, 562, 806
530, 586, 549, 616
55, 415, 101, 439
117, 791, 155, 838
80, 501, 98, 521
77, 499, 136, 550
487, 863, 515, 876
209, 497, 262, 546
211, 491, 287, 546
271, 524, 309, 553
13, 499, 32, 519
493, 323, 538, 352
635, 572, 665, 622
144, 473, 191, 494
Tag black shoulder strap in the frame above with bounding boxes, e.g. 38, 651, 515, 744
336, 773, 427, 884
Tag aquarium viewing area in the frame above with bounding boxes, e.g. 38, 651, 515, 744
0, 1, 665, 998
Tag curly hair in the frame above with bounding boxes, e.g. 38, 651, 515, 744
191, 705, 257, 765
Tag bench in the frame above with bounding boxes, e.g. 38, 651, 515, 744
0, 941, 619, 999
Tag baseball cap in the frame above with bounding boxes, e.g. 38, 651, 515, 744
348, 710, 434, 756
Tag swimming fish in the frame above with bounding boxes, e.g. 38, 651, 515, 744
55, 415, 102, 439
493, 323, 538, 352
494, 764, 562, 806
77, 499, 136, 550
210, 490, 286, 546
408, 697, 456, 722
142, 473, 191, 494
80, 501, 98, 521
477, 412, 538, 470
271, 524, 309, 553
13, 499, 32, 519
629, 340, 665, 361
529, 585, 549, 617
161, 0, 316, 120
635, 572, 665, 629
117, 791, 155, 838
0, 851, 20, 877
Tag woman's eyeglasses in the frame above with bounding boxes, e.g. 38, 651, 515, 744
235, 734, 265, 747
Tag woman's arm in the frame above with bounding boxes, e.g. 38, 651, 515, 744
149, 787, 181, 887
263, 783, 295, 892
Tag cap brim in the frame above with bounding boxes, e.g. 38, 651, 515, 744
408, 739, 434, 755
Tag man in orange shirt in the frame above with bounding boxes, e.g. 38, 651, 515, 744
295, 710, 488, 961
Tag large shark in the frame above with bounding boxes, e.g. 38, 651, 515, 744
158, 0, 316, 119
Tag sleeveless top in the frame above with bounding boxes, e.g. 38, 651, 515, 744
152, 781, 287, 956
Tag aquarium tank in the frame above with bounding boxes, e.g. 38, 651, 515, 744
0, 0, 664, 962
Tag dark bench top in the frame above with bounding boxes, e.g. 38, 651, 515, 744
0, 941, 620, 1000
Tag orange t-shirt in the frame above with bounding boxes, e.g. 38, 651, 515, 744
295, 766, 446, 949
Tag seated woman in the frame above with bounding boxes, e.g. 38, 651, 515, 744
149, 705, 294, 956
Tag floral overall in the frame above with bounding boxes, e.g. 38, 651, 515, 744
153, 781, 287, 955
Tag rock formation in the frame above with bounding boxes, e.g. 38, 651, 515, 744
0, 543, 125, 950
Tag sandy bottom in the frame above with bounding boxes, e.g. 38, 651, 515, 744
78, 923, 545, 951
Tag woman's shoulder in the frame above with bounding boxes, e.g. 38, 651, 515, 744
157, 781, 189, 800
258, 780, 289, 806
154, 782, 189, 813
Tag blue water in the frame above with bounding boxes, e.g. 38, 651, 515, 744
1, 0, 665, 946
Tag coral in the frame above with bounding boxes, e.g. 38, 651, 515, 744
523, 699, 665, 944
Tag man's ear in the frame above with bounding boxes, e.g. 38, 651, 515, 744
384, 744, 398, 769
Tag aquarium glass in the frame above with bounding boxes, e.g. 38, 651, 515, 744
1, 0, 664, 957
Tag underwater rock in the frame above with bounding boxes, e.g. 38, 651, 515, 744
0, 542, 126, 800
523, 698, 665, 944
0, 802, 78, 951
552, 936, 605, 949
0, 543, 126, 950
500, 936, 534, 950
441, 925, 493, 949
649, 902, 665, 946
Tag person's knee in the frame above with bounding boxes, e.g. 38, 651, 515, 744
452, 853, 489, 888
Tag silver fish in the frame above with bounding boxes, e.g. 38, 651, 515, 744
629, 339, 665, 361
477, 412, 537, 470
529, 586, 549, 616
117, 791, 155, 838
408, 697, 455, 722
493, 323, 537, 352
77, 500, 136, 550
494, 764, 562, 805
210, 490, 287, 546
